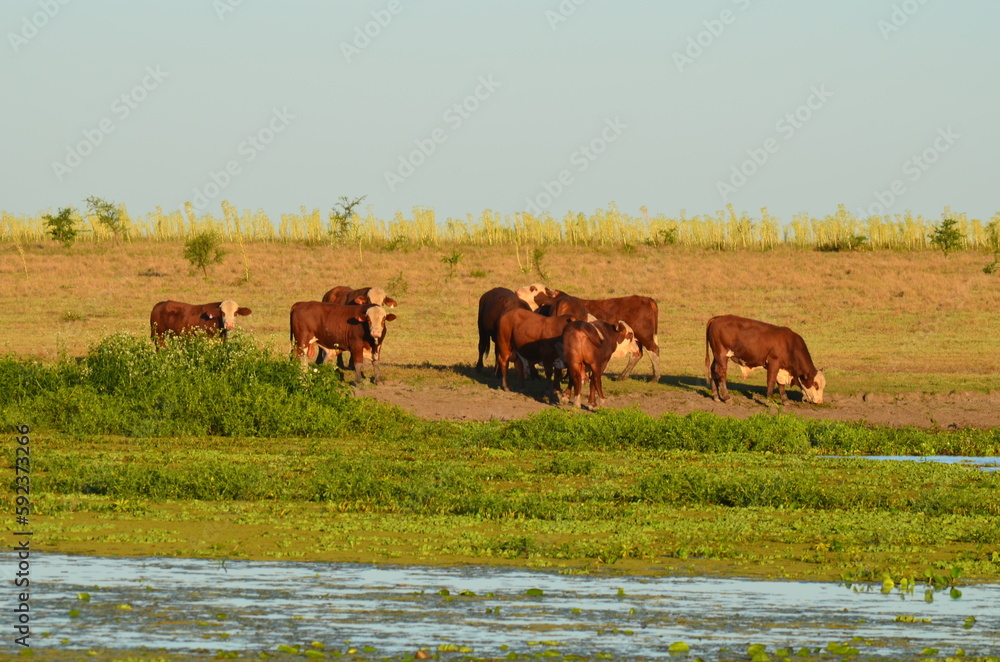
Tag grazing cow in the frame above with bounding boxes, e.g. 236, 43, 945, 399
704, 314, 826, 404
531, 289, 660, 381
290, 301, 397, 383
495, 309, 577, 392
559, 320, 640, 410
149, 300, 251, 347
321, 285, 397, 308
476, 287, 532, 373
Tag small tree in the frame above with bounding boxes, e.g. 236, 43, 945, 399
329, 195, 367, 240
85, 196, 127, 242
440, 249, 462, 281
184, 231, 226, 277
43, 207, 81, 247
929, 218, 963, 256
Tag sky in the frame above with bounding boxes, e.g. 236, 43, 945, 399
2, 0, 998, 224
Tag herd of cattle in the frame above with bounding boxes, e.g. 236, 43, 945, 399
148, 284, 826, 410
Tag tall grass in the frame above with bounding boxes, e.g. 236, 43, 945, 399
4, 202, 999, 251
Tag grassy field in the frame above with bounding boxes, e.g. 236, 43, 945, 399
2, 238, 999, 395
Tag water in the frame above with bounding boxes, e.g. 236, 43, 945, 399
8, 553, 999, 659
834, 456, 1000, 471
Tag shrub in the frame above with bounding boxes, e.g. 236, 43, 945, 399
43, 207, 81, 247
85, 196, 127, 241
183, 230, 226, 277
929, 218, 963, 256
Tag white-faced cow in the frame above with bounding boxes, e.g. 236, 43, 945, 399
559, 319, 640, 410
149, 300, 251, 348
290, 301, 396, 383
705, 314, 826, 404
516, 284, 660, 382
321, 285, 398, 308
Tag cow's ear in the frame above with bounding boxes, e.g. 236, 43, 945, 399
353, 313, 367, 323
383, 297, 398, 308
353, 296, 367, 305
237, 307, 252, 316
545, 288, 559, 297
202, 312, 215, 320
384, 313, 397, 322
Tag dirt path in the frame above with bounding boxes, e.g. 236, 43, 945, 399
359, 380, 1000, 429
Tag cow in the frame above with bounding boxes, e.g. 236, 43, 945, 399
290, 301, 397, 383
704, 314, 826, 404
149, 300, 251, 348
518, 286, 660, 381
495, 308, 577, 393
321, 285, 397, 308
476, 287, 532, 373
559, 320, 640, 410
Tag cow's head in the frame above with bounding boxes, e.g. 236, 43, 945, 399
515, 283, 560, 311
354, 305, 397, 359
206, 300, 252, 330
363, 286, 398, 308
796, 369, 827, 404
611, 321, 641, 360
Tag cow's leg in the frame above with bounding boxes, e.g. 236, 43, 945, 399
778, 382, 788, 403
499, 352, 511, 391
590, 370, 605, 410
711, 357, 730, 403
515, 355, 529, 390
765, 364, 787, 404
615, 347, 643, 381
647, 348, 662, 382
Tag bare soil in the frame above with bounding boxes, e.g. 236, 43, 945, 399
358, 376, 1000, 430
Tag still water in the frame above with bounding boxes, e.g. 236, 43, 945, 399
8, 553, 999, 659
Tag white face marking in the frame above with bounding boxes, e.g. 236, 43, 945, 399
365, 305, 387, 340
801, 370, 826, 404
514, 283, 547, 311
220, 300, 240, 329
366, 287, 386, 306
776, 369, 793, 386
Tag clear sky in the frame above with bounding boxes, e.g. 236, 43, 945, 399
2, 1, 997, 223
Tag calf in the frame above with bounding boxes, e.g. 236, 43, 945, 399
559, 320, 640, 410
476, 287, 532, 373
321, 285, 397, 308
528, 288, 660, 381
290, 301, 396, 383
705, 314, 826, 404
149, 300, 251, 347
495, 308, 577, 392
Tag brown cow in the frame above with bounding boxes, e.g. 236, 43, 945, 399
290, 301, 397, 383
520, 286, 660, 381
476, 287, 532, 373
149, 300, 251, 347
705, 314, 826, 404
322, 285, 397, 308
559, 320, 640, 409
495, 309, 577, 392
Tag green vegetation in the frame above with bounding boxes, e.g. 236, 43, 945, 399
182, 229, 226, 277
85, 195, 127, 242
43, 206, 81, 247
8, 333, 1000, 583
930, 217, 964, 256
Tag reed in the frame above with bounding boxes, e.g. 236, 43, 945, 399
3, 202, 998, 252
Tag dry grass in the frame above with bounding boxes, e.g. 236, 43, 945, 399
2, 240, 998, 394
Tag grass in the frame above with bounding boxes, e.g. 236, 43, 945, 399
2, 239, 999, 395
24, 430, 1000, 583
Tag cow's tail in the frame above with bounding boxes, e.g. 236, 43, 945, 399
704, 318, 714, 389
